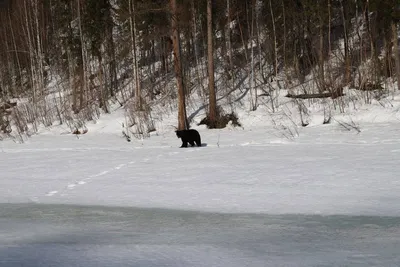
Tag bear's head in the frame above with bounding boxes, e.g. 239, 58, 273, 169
175, 130, 183, 138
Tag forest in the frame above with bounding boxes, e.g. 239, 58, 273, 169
0, 0, 399, 137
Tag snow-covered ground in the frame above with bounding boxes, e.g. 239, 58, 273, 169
1, 122, 400, 215
1, 99, 400, 266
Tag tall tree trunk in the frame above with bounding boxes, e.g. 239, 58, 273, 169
365, 0, 379, 86
327, 0, 331, 65
281, 0, 288, 85
226, 0, 233, 72
355, 0, 364, 87
98, 54, 109, 113
340, 0, 350, 84
191, 0, 206, 97
207, 0, 217, 127
226, 0, 235, 103
129, 0, 142, 109
393, 22, 400, 91
364, 1, 375, 59
249, 0, 257, 111
63, 1, 78, 114
23, 0, 39, 107
318, 7, 325, 91
269, 0, 278, 77
8, 10, 22, 96
77, 0, 87, 110
105, 0, 117, 97
170, 0, 188, 130
68, 26, 78, 113
33, 0, 45, 98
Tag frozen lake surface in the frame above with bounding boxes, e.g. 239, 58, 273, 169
2, 203, 400, 267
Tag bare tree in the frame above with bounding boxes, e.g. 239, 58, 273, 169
129, 0, 142, 109
392, 22, 400, 91
249, 0, 257, 110
77, 0, 88, 111
207, 0, 217, 127
226, 0, 233, 73
317, 1, 325, 90
269, 0, 278, 77
340, 0, 350, 84
170, 0, 188, 130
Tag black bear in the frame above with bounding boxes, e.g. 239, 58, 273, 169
176, 129, 202, 148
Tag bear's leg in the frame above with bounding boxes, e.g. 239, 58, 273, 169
189, 140, 195, 146
195, 136, 201, 147
181, 140, 188, 148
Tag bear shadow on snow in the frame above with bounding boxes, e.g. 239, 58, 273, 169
176, 129, 202, 148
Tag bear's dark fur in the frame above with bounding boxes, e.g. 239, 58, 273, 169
176, 129, 202, 148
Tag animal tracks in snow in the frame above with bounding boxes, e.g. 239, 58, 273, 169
43, 147, 201, 199
92, 170, 109, 177
44, 161, 135, 198
115, 164, 126, 170
45, 191, 58, 197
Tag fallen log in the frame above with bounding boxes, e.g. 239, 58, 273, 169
286, 88, 344, 99
358, 83, 383, 91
